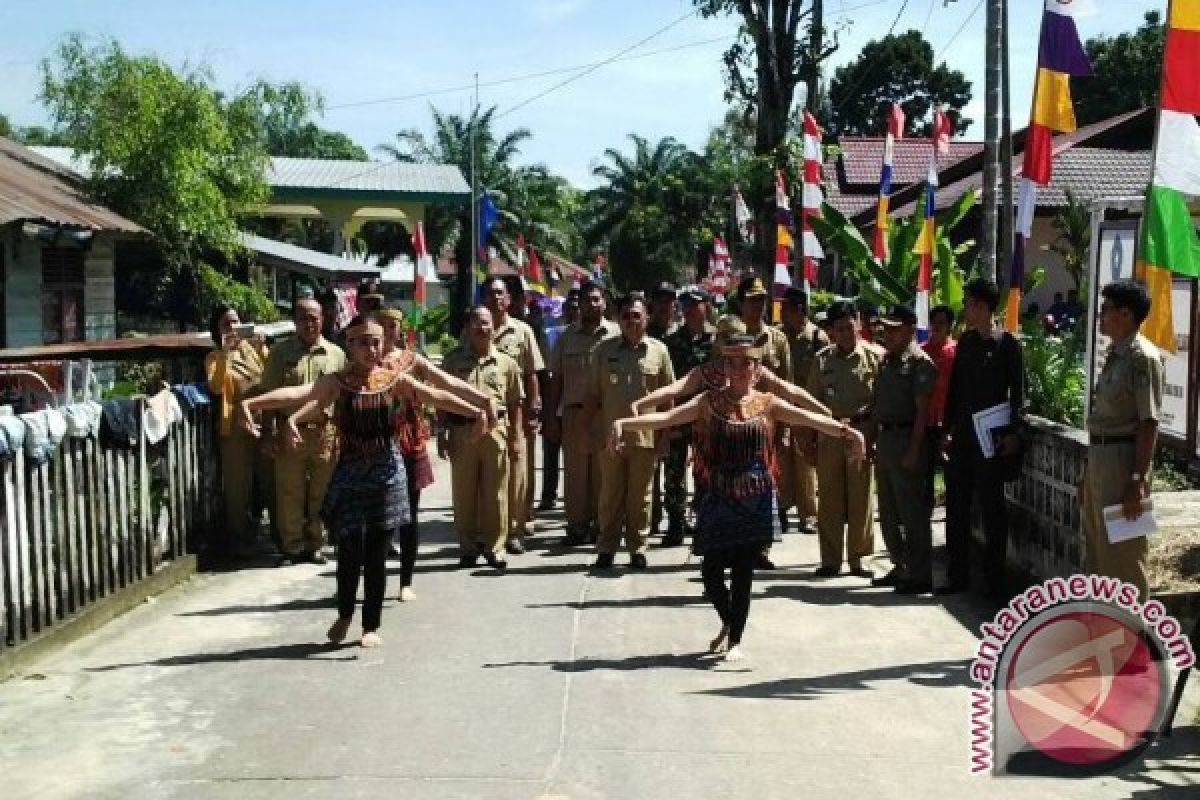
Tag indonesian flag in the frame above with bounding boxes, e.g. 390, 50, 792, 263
800, 110, 824, 288
710, 235, 731, 294
912, 110, 951, 343
1139, 1, 1200, 352
873, 103, 905, 263
734, 186, 754, 243
412, 220, 435, 308
527, 242, 544, 291
774, 169, 793, 288
932, 104, 953, 156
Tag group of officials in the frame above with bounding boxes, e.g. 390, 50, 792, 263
210, 264, 1165, 606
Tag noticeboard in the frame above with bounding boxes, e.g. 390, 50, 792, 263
1085, 222, 1194, 444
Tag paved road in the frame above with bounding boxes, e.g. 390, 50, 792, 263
1, 458, 1196, 799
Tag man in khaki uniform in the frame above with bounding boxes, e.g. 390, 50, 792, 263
1083, 280, 1164, 601
871, 305, 938, 593
440, 307, 523, 570
545, 282, 617, 546
807, 299, 880, 577
260, 297, 346, 566
479, 277, 544, 554
593, 295, 675, 569
779, 287, 829, 536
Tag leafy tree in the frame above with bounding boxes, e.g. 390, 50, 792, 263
809, 188, 979, 310
11, 125, 71, 145
1049, 190, 1090, 291
39, 34, 271, 328
828, 30, 972, 137
0, 113, 10, 137
1074, 11, 1165, 126
696, 1, 839, 279
234, 80, 368, 160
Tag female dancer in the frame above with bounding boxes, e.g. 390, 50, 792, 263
611, 332, 865, 662
242, 315, 487, 647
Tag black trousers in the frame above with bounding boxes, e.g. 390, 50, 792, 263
924, 425, 944, 512
701, 543, 758, 645
541, 432, 561, 504
944, 445, 1008, 596
393, 458, 422, 587
337, 527, 393, 631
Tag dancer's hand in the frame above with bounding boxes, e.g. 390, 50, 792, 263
470, 409, 489, 440
844, 427, 867, 465
283, 418, 303, 451
608, 421, 625, 454
238, 401, 260, 437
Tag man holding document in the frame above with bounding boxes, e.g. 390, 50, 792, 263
1083, 280, 1164, 601
941, 278, 1024, 602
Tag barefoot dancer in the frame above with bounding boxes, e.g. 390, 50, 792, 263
241, 315, 488, 648
611, 333, 865, 662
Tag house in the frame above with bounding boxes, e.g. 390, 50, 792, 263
33, 147, 469, 315
0, 137, 144, 347
826, 108, 1155, 310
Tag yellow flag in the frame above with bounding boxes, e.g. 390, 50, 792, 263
1136, 260, 1177, 353
1032, 68, 1077, 133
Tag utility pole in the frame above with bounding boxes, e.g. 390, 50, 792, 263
998, 0, 1013, 288
981, 0, 1004, 280
807, 0, 823, 112
469, 72, 479, 303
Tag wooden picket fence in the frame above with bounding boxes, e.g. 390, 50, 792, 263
0, 397, 218, 652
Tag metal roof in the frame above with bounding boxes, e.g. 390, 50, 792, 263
32, 146, 470, 202
241, 233, 382, 280
0, 138, 144, 234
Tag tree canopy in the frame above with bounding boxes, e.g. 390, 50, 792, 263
1074, 11, 1165, 126
235, 80, 368, 160
828, 30, 972, 137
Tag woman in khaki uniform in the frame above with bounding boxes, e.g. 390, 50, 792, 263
205, 305, 271, 559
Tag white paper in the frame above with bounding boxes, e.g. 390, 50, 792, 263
1103, 499, 1157, 544
972, 403, 1012, 459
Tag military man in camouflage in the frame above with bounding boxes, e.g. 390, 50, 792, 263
661, 287, 716, 546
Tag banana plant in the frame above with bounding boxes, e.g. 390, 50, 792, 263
810, 187, 977, 311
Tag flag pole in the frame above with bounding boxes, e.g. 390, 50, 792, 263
470, 71, 480, 305
999, 0, 1014, 293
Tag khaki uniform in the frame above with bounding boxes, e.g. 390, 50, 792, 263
551, 319, 618, 535
807, 341, 881, 569
1083, 333, 1164, 600
491, 316, 545, 538
778, 321, 829, 520
261, 335, 346, 556
872, 343, 937, 583
441, 345, 523, 554
594, 336, 675, 555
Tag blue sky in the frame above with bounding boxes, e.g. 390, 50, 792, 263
0, 0, 1166, 187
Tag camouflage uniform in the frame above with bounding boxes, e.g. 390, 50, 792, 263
662, 322, 716, 542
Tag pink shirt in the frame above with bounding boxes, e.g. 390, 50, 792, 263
921, 337, 957, 427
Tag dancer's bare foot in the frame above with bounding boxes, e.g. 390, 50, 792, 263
361, 630, 383, 648
709, 625, 730, 654
327, 617, 351, 644
724, 644, 745, 662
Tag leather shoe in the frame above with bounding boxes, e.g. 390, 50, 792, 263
813, 565, 839, 578
275, 554, 297, 568
630, 553, 649, 570
895, 580, 933, 595
847, 564, 874, 579
561, 532, 586, 547
592, 553, 615, 570
871, 569, 900, 587
458, 553, 480, 568
934, 582, 968, 596
306, 550, 327, 565
505, 536, 526, 555
536, 499, 556, 512
482, 551, 508, 570
662, 532, 684, 548
755, 554, 777, 571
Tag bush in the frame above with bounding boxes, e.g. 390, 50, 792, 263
1021, 319, 1086, 427
197, 263, 280, 326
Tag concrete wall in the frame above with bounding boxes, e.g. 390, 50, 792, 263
1021, 215, 1079, 313
0, 225, 117, 347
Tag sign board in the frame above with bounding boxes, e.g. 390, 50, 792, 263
1086, 222, 1194, 442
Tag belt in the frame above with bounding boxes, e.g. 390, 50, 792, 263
878, 421, 914, 432
1090, 433, 1135, 445
447, 410, 507, 426
299, 419, 333, 430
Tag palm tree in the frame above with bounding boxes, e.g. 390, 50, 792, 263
1050, 190, 1091, 291
587, 134, 694, 241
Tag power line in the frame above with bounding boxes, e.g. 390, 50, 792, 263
327, 34, 731, 112
830, 0, 913, 116
936, 0, 985, 57
494, 9, 700, 119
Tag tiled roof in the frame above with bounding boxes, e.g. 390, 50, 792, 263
0, 138, 144, 233
268, 157, 469, 196
836, 139, 983, 186
31, 146, 470, 198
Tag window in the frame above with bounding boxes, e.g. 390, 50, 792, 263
41, 246, 86, 344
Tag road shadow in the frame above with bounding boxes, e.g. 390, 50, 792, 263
176, 597, 336, 616
483, 651, 742, 674
85, 641, 357, 671
526, 593, 711, 611
692, 657, 973, 700
757, 581, 945, 608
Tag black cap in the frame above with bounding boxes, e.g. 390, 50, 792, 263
826, 299, 857, 323
782, 287, 809, 308
650, 281, 677, 299
679, 286, 710, 304
881, 304, 918, 326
